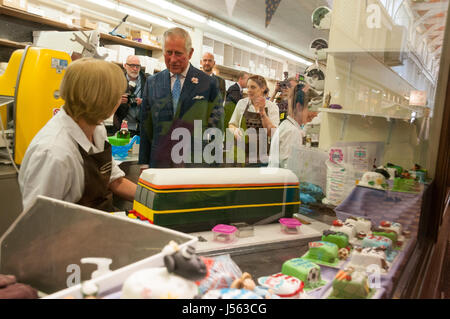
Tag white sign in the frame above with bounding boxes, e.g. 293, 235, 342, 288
409, 90, 427, 106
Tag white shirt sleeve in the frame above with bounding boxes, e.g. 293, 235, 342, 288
268, 127, 281, 168
110, 158, 126, 182
228, 98, 247, 128
280, 124, 305, 168
266, 100, 280, 128
19, 147, 78, 211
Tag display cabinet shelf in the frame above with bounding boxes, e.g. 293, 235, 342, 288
325, 50, 417, 94
215, 64, 278, 82
0, 38, 28, 49
318, 107, 415, 121
203, 36, 285, 82
0, 5, 162, 53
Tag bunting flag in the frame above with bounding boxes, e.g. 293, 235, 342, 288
265, 0, 282, 28
225, 0, 238, 17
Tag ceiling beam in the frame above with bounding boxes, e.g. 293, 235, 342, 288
419, 21, 445, 42
411, 1, 449, 12
429, 34, 444, 47
423, 16, 447, 25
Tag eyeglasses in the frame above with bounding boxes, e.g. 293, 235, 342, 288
126, 63, 141, 69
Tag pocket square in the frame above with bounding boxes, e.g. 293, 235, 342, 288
193, 96, 205, 100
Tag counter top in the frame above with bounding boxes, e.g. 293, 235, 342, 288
0, 163, 17, 179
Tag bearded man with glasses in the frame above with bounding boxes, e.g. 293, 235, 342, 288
113, 55, 147, 136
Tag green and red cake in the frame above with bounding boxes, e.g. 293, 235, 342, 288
322, 230, 349, 249
303, 241, 339, 265
281, 258, 325, 290
328, 267, 374, 299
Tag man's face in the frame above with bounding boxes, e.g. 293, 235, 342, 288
239, 74, 250, 88
124, 56, 141, 79
200, 53, 215, 74
164, 35, 193, 74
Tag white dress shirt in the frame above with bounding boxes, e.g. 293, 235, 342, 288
228, 97, 280, 130
268, 115, 305, 168
170, 64, 191, 91
18, 108, 125, 211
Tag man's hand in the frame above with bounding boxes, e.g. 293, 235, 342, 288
121, 94, 128, 104
136, 97, 142, 106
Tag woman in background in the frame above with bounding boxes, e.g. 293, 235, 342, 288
228, 75, 279, 165
19, 58, 137, 212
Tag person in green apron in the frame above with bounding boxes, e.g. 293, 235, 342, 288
228, 75, 280, 166
19, 58, 137, 212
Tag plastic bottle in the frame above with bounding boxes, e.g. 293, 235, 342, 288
81, 258, 113, 279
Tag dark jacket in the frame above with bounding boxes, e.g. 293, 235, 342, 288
225, 82, 242, 105
212, 74, 226, 101
113, 70, 147, 133
139, 64, 224, 168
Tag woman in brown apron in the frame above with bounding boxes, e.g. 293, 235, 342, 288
228, 75, 280, 166
19, 58, 137, 212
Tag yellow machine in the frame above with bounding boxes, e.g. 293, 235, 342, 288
0, 47, 71, 164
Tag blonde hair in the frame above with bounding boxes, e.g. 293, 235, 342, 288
60, 58, 127, 125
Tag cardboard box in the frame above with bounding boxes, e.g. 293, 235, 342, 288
130, 30, 162, 47
97, 47, 118, 63
73, 18, 98, 30
130, 30, 150, 40
1, 0, 28, 11
104, 45, 135, 63
96, 21, 111, 34
26, 3, 44, 16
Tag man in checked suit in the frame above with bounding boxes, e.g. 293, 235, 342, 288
139, 27, 224, 168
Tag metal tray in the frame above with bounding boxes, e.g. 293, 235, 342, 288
0, 196, 197, 298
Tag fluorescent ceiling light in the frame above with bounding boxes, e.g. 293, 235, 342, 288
207, 20, 267, 48
145, 0, 207, 23
118, 5, 176, 28
85, 0, 176, 28
85, 0, 116, 10
268, 45, 312, 66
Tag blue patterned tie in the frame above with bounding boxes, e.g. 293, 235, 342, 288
172, 74, 181, 114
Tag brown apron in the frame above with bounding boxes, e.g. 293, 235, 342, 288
241, 101, 270, 165
76, 141, 116, 212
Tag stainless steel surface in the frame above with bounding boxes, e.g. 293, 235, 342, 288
0, 196, 194, 295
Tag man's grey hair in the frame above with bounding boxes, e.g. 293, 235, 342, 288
163, 27, 192, 53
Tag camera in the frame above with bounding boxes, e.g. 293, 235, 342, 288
278, 72, 291, 91
127, 81, 138, 108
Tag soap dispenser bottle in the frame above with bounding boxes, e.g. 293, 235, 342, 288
81, 258, 113, 279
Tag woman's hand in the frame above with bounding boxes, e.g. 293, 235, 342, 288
254, 96, 267, 115
233, 127, 243, 140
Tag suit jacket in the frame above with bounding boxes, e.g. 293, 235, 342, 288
212, 74, 226, 102
139, 64, 224, 168
225, 82, 242, 105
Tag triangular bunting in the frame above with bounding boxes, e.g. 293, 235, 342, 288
265, 0, 282, 28
225, 0, 238, 17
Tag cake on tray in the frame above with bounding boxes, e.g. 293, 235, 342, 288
281, 258, 327, 290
